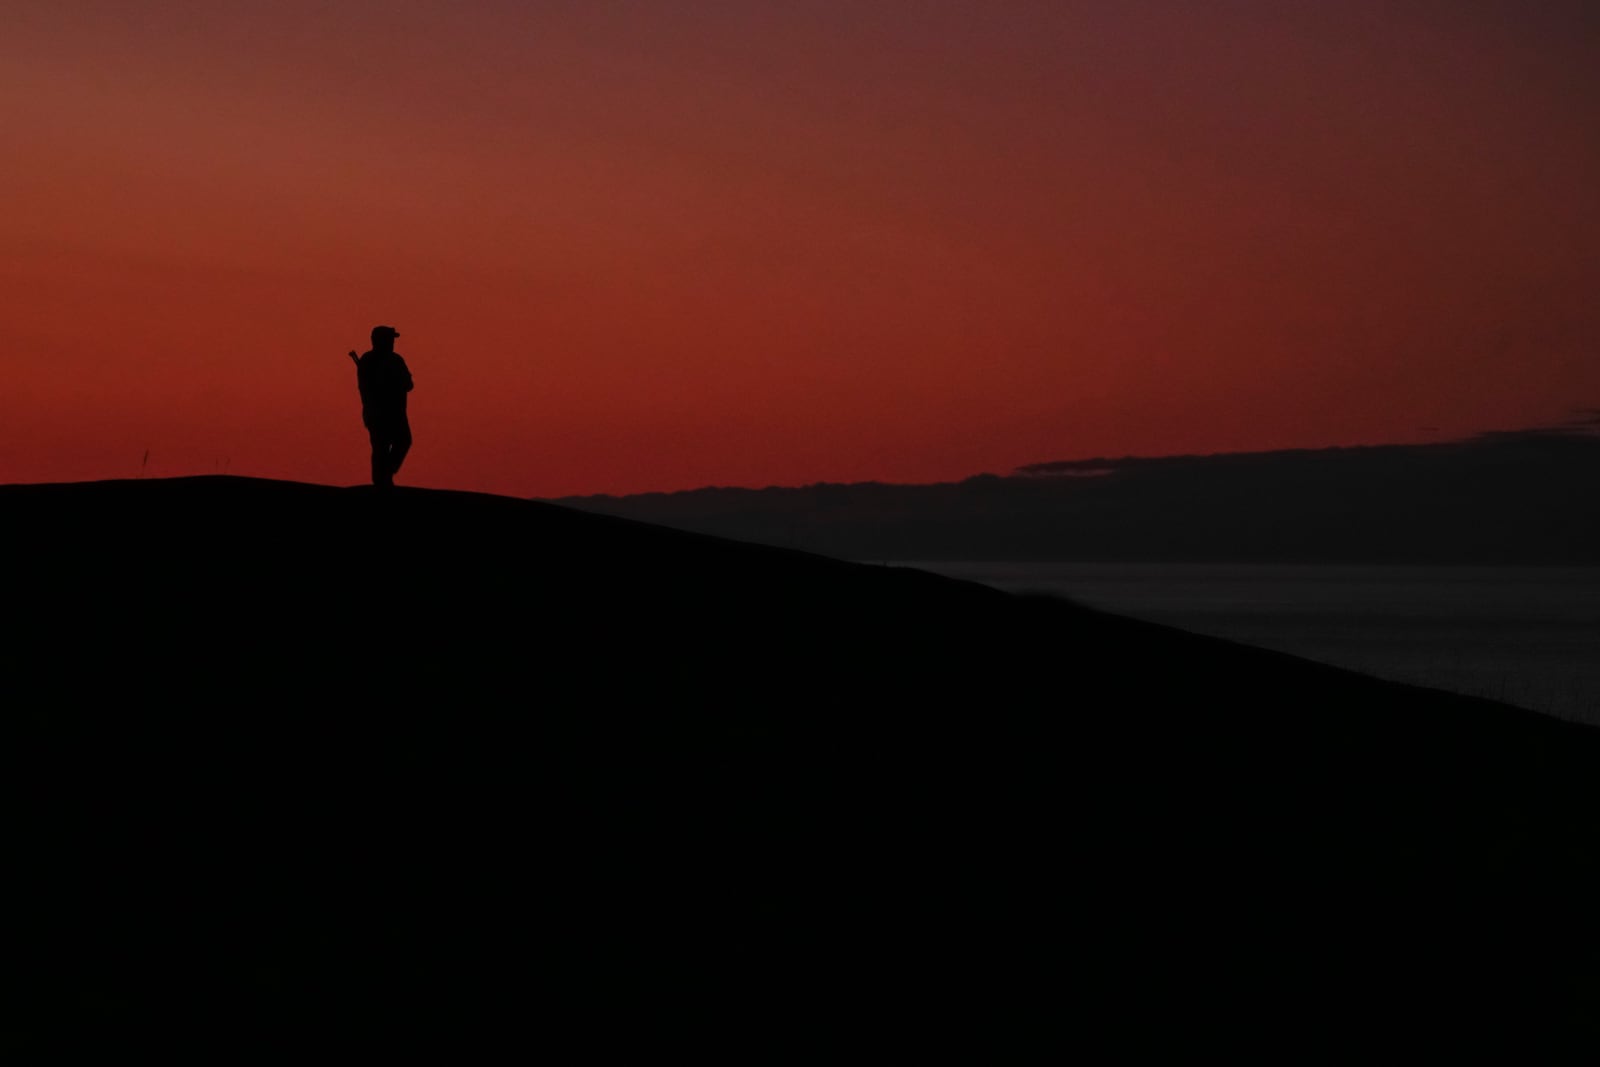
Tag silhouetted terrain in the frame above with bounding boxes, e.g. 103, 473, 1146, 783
9, 477, 1600, 1055
558, 430, 1600, 562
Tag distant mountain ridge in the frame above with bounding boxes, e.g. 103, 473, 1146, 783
556, 428, 1600, 562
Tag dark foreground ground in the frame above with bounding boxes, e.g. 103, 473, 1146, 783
7, 477, 1599, 1057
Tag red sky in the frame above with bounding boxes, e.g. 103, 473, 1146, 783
4, 1, 1598, 496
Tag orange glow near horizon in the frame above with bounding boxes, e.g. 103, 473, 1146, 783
3, 3, 1598, 496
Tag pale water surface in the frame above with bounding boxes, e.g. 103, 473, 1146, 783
897, 563, 1600, 724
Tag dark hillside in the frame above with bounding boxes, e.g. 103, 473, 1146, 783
7, 477, 1600, 1056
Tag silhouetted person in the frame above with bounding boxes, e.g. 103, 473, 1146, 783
349, 325, 414, 487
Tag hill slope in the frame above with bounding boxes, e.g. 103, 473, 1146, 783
8, 477, 1600, 1055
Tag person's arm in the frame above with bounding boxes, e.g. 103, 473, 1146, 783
398, 356, 414, 393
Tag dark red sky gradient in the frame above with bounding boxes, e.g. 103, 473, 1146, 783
4, 2, 1598, 495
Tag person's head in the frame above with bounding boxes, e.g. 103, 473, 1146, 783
371, 325, 400, 352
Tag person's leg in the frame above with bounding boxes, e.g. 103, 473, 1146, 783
388, 418, 412, 478
369, 427, 392, 487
